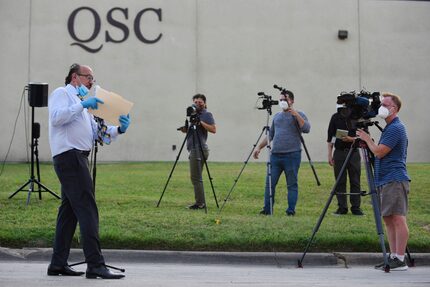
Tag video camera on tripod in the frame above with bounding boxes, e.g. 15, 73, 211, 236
186, 104, 201, 124
177, 104, 201, 131
256, 92, 278, 111
337, 90, 381, 129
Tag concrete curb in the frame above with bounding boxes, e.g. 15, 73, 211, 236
0, 247, 429, 267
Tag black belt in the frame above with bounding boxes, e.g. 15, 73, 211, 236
335, 147, 355, 152
72, 149, 91, 157
54, 149, 91, 159
342, 148, 356, 152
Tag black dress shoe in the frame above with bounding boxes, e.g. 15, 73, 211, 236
86, 265, 125, 279
351, 208, 364, 216
47, 264, 85, 276
333, 208, 348, 215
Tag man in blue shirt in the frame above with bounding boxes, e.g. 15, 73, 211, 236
47, 64, 129, 279
253, 90, 310, 216
357, 92, 410, 271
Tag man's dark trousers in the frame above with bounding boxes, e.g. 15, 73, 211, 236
51, 149, 104, 268
333, 148, 361, 211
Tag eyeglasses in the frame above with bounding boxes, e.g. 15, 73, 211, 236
78, 73, 95, 82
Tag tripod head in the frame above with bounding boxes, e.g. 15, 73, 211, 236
256, 92, 278, 115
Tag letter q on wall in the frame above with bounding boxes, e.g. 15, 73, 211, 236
68, 6, 163, 53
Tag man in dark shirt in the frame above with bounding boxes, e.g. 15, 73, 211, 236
327, 106, 363, 215
180, 94, 216, 209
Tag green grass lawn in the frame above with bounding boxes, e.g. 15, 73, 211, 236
0, 161, 429, 252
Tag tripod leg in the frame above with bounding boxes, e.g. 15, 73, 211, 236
293, 120, 320, 186
26, 180, 34, 205
157, 128, 190, 207
405, 246, 415, 267
360, 146, 390, 272
195, 126, 219, 208
201, 156, 218, 208
267, 158, 273, 215
217, 127, 266, 216
34, 179, 61, 199
35, 142, 42, 200
299, 146, 356, 267
9, 180, 31, 199
261, 125, 274, 215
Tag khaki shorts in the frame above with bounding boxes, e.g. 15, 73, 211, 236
378, 181, 409, 216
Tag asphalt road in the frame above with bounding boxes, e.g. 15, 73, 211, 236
1, 261, 429, 287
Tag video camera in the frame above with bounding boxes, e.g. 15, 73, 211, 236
256, 92, 278, 110
336, 90, 381, 128
177, 104, 200, 131
186, 104, 200, 124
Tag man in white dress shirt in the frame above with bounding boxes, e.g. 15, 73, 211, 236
47, 63, 129, 279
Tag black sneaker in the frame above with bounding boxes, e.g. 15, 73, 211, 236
188, 203, 205, 210
389, 258, 408, 271
351, 209, 364, 216
333, 208, 348, 215
374, 256, 392, 270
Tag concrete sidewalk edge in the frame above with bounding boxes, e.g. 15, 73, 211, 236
0, 247, 429, 267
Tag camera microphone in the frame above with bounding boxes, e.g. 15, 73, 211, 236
257, 92, 265, 96
273, 84, 286, 92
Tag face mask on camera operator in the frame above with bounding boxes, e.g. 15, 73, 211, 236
377, 100, 396, 120
279, 94, 292, 111
277, 91, 307, 129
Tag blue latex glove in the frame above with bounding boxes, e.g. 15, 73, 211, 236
119, 114, 130, 133
81, 97, 104, 109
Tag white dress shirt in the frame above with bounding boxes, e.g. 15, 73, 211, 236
48, 84, 119, 157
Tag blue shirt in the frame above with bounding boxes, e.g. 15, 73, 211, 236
48, 84, 119, 157
270, 110, 310, 154
374, 117, 410, 187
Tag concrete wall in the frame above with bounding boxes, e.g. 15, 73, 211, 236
1, 0, 429, 163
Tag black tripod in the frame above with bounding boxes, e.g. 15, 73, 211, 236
157, 120, 219, 213
216, 108, 274, 219
9, 106, 60, 205
292, 118, 320, 186
297, 134, 414, 272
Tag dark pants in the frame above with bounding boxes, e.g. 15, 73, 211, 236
51, 149, 104, 268
264, 151, 301, 214
189, 148, 209, 205
333, 148, 361, 211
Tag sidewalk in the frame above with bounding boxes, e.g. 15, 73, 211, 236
1, 247, 429, 267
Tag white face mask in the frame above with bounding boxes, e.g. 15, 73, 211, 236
378, 106, 390, 119
279, 100, 289, 110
